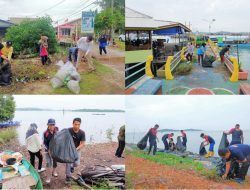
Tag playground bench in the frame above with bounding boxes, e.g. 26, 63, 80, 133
239, 83, 250, 95
132, 79, 162, 95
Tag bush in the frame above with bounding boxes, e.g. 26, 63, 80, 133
174, 63, 193, 75
0, 95, 15, 122
5, 16, 57, 55
0, 128, 17, 145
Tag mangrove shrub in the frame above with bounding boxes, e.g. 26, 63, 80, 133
0, 95, 16, 122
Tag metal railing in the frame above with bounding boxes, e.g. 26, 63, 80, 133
125, 61, 146, 89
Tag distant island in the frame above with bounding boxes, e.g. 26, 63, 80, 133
16, 108, 125, 113
158, 129, 202, 132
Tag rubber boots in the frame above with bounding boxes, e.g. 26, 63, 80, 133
205, 151, 211, 158
210, 151, 214, 157
205, 151, 214, 158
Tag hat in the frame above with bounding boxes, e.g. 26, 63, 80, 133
6, 41, 12, 46
47, 118, 56, 125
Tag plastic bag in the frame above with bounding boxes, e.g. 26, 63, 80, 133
50, 77, 64, 88
70, 71, 81, 82
199, 142, 207, 156
67, 80, 80, 94
176, 136, 185, 152
218, 133, 229, 150
49, 129, 78, 163
137, 133, 149, 150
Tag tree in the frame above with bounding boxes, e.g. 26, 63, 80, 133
0, 95, 16, 122
5, 16, 57, 55
94, 8, 124, 35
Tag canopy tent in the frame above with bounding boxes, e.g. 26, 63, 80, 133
153, 26, 186, 36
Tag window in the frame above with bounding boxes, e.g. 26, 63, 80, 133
61, 28, 71, 36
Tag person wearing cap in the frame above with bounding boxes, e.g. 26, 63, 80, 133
147, 124, 159, 155
200, 133, 215, 158
39, 36, 49, 65
25, 123, 45, 173
0, 43, 9, 64
43, 119, 59, 184
0, 41, 13, 64
218, 144, 250, 183
65, 117, 85, 183
76, 35, 95, 72
224, 124, 244, 145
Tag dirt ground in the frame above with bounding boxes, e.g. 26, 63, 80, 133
0, 44, 124, 94
0, 140, 124, 189
126, 155, 250, 189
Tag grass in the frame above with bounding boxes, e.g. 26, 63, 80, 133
0, 128, 17, 145
127, 150, 221, 181
53, 59, 113, 94
125, 172, 137, 189
125, 50, 152, 64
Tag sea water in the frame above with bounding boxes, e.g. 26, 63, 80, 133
14, 110, 125, 145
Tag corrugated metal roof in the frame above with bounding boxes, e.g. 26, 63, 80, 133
0, 19, 14, 28
125, 7, 191, 32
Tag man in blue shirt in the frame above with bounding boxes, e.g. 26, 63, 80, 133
218, 144, 250, 183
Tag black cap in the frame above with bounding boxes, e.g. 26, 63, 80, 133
6, 41, 12, 46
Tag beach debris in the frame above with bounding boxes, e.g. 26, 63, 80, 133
51, 60, 81, 94
72, 165, 125, 189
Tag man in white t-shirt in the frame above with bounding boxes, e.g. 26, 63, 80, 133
76, 35, 95, 71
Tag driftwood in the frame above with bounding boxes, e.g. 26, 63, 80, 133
74, 165, 125, 189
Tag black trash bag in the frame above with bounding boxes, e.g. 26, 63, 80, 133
202, 55, 214, 67
176, 136, 185, 152
218, 133, 229, 152
0, 63, 12, 86
161, 134, 168, 142
137, 133, 149, 150
216, 158, 238, 179
49, 128, 78, 163
199, 142, 207, 156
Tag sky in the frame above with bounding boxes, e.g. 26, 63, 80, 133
126, 96, 250, 132
126, 0, 250, 33
0, 0, 99, 24
14, 95, 125, 110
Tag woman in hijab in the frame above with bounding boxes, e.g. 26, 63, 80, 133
25, 123, 45, 172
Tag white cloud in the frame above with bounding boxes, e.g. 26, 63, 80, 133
126, 96, 250, 132
0, 0, 99, 24
13, 95, 125, 110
